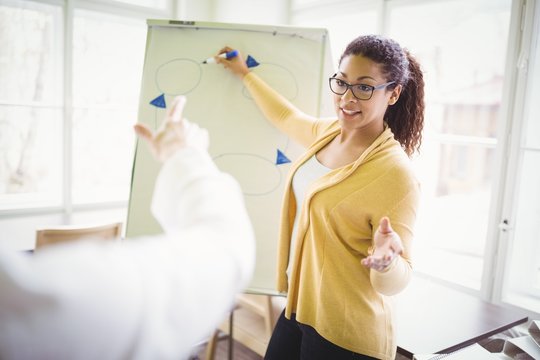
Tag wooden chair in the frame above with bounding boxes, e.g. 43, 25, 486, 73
35, 222, 123, 250
205, 293, 284, 359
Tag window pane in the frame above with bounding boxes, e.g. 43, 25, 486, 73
0, 105, 63, 210
388, 0, 510, 138
0, 1, 63, 104
413, 142, 495, 289
387, 0, 512, 289
72, 108, 136, 203
0, 1, 63, 209
72, 9, 146, 204
504, 151, 540, 307
523, 23, 540, 150
72, 10, 146, 108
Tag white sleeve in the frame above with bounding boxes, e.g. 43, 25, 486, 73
0, 146, 255, 360
151, 146, 255, 286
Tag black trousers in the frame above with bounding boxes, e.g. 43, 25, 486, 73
264, 310, 380, 360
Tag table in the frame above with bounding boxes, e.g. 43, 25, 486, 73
395, 276, 528, 358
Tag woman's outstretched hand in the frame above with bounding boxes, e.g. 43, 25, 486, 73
362, 217, 403, 272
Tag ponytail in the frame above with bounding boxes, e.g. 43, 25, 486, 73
385, 50, 425, 156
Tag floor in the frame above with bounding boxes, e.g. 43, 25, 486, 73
188, 333, 412, 360
187, 308, 536, 360
189, 337, 263, 360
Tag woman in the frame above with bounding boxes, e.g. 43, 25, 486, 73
216, 34, 424, 360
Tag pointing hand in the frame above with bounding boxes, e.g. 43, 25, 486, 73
134, 96, 209, 162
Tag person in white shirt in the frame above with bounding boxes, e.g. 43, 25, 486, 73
0, 96, 255, 360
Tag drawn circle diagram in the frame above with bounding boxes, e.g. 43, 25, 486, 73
243, 63, 298, 101
155, 58, 202, 95
149, 55, 292, 196
213, 153, 283, 196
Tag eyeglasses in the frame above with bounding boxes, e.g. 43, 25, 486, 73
328, 77, 395, 100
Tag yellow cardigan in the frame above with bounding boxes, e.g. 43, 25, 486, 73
244, 72, 420, 360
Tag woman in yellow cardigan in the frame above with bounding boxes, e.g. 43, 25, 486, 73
216, 34, 424, 360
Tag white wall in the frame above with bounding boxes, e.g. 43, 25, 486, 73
180, 0, 290, 25
178, 0, 214, 21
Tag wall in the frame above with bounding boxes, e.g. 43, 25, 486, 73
180, 0, 290, 24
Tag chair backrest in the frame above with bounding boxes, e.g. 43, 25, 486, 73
35, 222, 123, 250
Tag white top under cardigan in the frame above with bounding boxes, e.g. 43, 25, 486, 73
0, 147, 255, 360
288, 154, 332, 278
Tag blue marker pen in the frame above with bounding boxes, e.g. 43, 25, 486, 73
202, 50, 239, 64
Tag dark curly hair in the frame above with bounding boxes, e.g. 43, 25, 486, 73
340, 35, 425, 156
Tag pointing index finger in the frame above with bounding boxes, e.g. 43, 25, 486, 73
167, 95, 187, 123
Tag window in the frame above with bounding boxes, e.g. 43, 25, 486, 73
0, 1, 64, 210
386, 0, 511, 290
500, 0, 540, 313
0, 0, 172, 215
291, 0, 516, 293
72, 9, 146, 204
